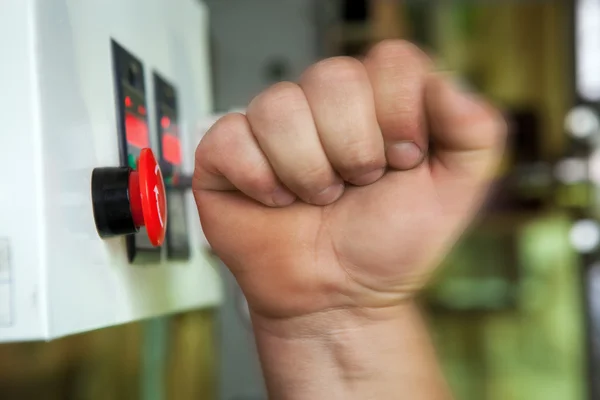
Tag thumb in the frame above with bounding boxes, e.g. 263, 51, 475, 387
425, 73, 507, 206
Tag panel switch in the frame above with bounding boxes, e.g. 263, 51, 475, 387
92, 148, 167, 247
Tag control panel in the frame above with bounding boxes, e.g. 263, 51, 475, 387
0, 0, 220, 341
154, 73, 192, 260
112, 41, 162, 263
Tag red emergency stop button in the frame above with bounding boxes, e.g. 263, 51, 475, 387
130, 148, 167, 246
91, 148, 168, 247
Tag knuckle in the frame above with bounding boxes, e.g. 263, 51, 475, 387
474, 104, 508, 139
195, 112, 249, 164
367, 39, 430, 70
204, 112, 249, 146
248, 82, 307, 120
303, 56, 366, 85
195, 130, 214, 166
216, 111, 249, 129
194, 136, 206, 161
454, 102, 508, 150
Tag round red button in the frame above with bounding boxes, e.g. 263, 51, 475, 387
131, 148, 167, 246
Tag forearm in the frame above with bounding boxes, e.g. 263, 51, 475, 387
252, 302, 452, 400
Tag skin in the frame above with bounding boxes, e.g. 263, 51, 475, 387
193, 40, 506, 399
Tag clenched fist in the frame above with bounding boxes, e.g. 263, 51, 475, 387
193, 41, 506, 324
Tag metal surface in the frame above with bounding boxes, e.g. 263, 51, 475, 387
0, 0, 221, 342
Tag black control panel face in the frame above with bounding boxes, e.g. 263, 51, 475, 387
154, 73, 190, 260
112, 40, 161, 263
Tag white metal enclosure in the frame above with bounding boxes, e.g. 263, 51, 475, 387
0, 0, 221, 342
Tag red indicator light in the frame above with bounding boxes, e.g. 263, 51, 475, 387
125, 96, 132, 108
138, 105, 146, 115
161, 116, 171, 129
162, 133, 182, 165
125, 113, 150, 148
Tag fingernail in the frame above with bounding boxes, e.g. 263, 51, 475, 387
309, 183, 344, 205
349, 168, 385, 186
272, 186, 296, 206
386, 141, 423, 170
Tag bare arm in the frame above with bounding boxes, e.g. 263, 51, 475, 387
252, 303, 452, 400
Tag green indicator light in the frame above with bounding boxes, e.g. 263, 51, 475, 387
128, 154, 137, 170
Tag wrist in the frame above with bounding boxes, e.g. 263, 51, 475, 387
251, 303, 408, 340
251, 302, 452, 400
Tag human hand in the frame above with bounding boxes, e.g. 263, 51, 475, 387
193, 40, 506, 325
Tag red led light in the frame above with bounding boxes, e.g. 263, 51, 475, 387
125, 113, 150, 148
162, 133, 182, 165
124, 96, 132, 108
138, 105, 146, 115
161, 116, 171, 129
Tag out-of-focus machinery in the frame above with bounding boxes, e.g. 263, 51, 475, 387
565, 1, 600, 398
0, 0, 221, 342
